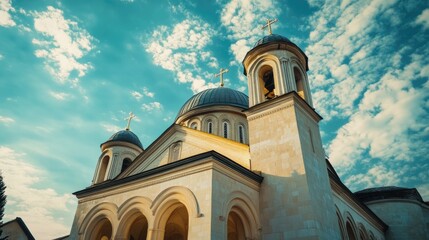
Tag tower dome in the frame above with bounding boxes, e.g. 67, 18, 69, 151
243, 34, 308, 75
176, 87, 248, 121
102, 129, 143, 149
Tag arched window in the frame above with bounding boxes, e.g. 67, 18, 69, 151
346, 222, 357, 240
190, 122, 197, 130
238, 125, 245, 144
207, 120, 213, 134
121, 158, 132, 173
223, 121, 229, 138
294, 67, 305, 99
97, 155, 110, 183
164, 205, 188, 240
259, 65, 275, 100
128, 215, 148, 240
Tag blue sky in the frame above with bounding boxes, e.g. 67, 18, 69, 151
0, 0, 428, 238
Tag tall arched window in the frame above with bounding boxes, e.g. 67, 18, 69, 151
259, 65, 275, 100
238, 125, 245, 143
207, 120, 213, 134
346, 222, 357, 240
223, 121, 229, 138
97, 155, 110, 183
294, 67, 305, 99
121, 158, 132, 173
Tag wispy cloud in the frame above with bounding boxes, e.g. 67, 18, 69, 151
141, 101, 162, 112
0, 115, 14, 124
0, 146, 75, 239
415, 9, 429, 29
0, 0, 16, 27
49, 91, 70, 101
131, 87, 155, 101
101, 123, 122, 133
31, 6, 95, 87
145, 16, 218, 93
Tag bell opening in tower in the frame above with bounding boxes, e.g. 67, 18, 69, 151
259, 65, 275, 100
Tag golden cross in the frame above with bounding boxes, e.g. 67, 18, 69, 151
214, 68, 229, 87
125, 112, 136, 130
261, 18, 278, 35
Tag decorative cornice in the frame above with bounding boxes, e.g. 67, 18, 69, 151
74, 151, 263, 199
245, 92, 322, 122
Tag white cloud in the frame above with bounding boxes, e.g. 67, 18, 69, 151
32, 6, 95, 86
131, 87, 154, 101
327, 53, 429, 175
344, 165, 400, 191
141, 101, 162, 112
142, 87, 154, 98
0, 0, 16, 27
131, 91, 143, 101
0, 146, 75, 239
145, 17, 218, 93
0, 115, 14, 124
415, 9, 429, 29
49, 91, 70, 101
101, 123, 122, 133
220, 0, 281, 63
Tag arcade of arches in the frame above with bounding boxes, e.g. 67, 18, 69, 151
80, 188, 258, 240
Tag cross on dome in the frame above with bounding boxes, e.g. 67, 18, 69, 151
125, 112, 136, 130
214, 68, 229, 87
261, 18, 278, 35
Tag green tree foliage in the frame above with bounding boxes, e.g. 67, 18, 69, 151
0, 172, 7, 240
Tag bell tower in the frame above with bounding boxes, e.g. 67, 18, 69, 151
92, 113, 144, 185
243, 30, 340, 239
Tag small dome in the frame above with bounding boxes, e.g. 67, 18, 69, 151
102, 130, 143, 149
243, 34, 308, 75
176, 87, 248, 120
253, 34, 293, 48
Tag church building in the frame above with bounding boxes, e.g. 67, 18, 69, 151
68, 29, 429, 239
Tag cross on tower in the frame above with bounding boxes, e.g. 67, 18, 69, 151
125, 112, 136, 130
261, 18, 278, 35
214, 68, 229, 87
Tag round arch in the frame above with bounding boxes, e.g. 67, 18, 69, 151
344, 211, 358, 240
79, 202, 118, 240
247, 55, 282, 105
357, 223, 369, 240
222, 191, 260, 240
151, 186, 201, 224
334, 205, 346, 240
116, 196, 154, 239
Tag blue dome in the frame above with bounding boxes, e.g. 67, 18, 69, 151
102, 130, 143, 149
243, 34, 308, 74
176, 87, 248, 119
253, 34, 293, 48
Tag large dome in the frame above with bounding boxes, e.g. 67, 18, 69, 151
102, 129, 143, 149
176, 87, 248, 119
